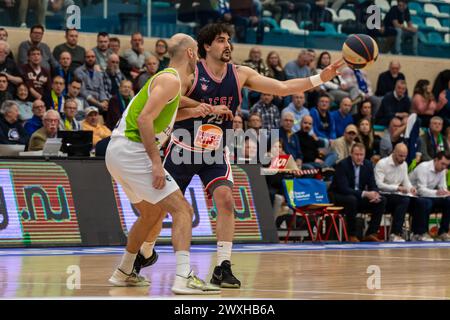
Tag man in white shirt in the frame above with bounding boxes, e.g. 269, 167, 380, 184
375, 143, 429, 242
409, 152, 450, 241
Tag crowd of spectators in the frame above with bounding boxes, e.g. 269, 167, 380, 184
0, 25, 172, 152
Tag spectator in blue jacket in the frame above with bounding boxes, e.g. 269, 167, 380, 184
330, 97, 354, 138
310, 94, 336, 146
279, 111, 303, 168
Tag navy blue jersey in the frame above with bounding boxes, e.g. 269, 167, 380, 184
173, 60, 241, 151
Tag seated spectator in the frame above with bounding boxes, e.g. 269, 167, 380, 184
66, 78, 88, 120
103, 54, 126, 100
411, 79, 439, 128
374, 143, 428, 242
375, 61, 406, 97
153, 39, 170, 72
243, 47, 271, 105
380, 117, 406, 158
419, 116, 449, 162
14, 83, 33, 121
24, 99, 46, 136
18, 25, 57, 71
233, 114, 244, 130
353, 99, 374, 125
297, 115, 337, 169
28, 109, 60, 151
310, 0, 327, 31
383, 0, 418, 55
134, 55, 159, 92
266, 50, 287, 109
330, 143, 387, 242
0, 40, 23, 94
122, 32, 151, 79
0, 101, 29, 145
316, 51, 350, 104
332, 124, 358, 163
250, 93, 280, 130
81, 106, 112, 147
74, 50, 109, 114
52, 51, 74, 96
0, 29, 14, 60
330, 97, 353, 138
310, 94, 336, 144
43, 76, 66, 113
409, 152, 450, 241
0, 74, 13, 105
228, 0, 265, 44
92, 32, 111, 72
279, 111, 303, 168
344, 66, 381, 114
106, 80, 133, 131
376, 79, 410, 127
356, 118, 380, 163
21, 47, 51, 101
247, 112, 263, 137
281, 92, 309, 133
261, 1, 282, 23
277, 1, 311, 26
53, 29, 86, 70
59, 99, 80, 131
109, 37, 132, 79
284, 50, 312, 80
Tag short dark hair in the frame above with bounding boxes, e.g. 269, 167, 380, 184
318, 93, 331, 100
69, 78, 82, 86
0, 73, 8, 81
197, 23, 234, 59
30, 24, 44, 33
97, 32, 109, 38
27, 46, 42, 56
65, 28, 78, 36
0, 27, 8, 36
435, 151, 450, 161
351, 142, 366, 153
109, 37, 120, 44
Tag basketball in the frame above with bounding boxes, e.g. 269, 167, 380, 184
342, 34, 379, 70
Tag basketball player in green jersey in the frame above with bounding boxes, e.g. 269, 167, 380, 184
106, 33, 220, 294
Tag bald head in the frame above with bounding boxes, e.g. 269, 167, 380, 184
393, 143, 408, 165
168, 33, 196, 59
389, 61, 401, 76
301, 115, 313, 133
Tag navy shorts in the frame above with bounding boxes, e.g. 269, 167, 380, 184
163, 141, 234, 195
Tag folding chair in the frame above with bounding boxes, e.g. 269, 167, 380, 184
282, 178, 348, 243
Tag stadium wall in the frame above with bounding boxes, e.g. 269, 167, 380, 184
6, 28, 450, 94
0, 159, 278, 248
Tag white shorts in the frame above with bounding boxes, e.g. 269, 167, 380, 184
105, 136, 179, 204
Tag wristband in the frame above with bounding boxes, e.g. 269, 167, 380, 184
310, 74, 323, 87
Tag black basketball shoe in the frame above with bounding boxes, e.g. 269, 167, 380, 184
133, 249, 159, 274
210, 260, 241, 288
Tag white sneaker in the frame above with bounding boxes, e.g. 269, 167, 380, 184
108, 268, 150, 287
389, 234, 406, 242
172, 271, 221, 295
437, 233, 450, 242
411, 233, 434, 242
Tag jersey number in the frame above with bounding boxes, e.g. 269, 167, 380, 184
207, 114, 223, 125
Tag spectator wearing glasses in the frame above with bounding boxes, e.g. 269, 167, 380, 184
28, 109, 60, 151
59, 99, 80, 131
44, 76, 66, 113
24, 99, 46, 135
154, 39, 170, 72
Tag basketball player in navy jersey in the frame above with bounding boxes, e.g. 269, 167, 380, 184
134, 23, 344, 288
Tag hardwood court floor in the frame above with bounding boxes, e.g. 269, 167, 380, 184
1, 244, 450, 299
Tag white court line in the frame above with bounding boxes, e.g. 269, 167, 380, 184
0, 281, 448, 300
264, 251, 450, 262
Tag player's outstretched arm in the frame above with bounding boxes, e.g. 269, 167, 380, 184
242, 59, 345, 96
137, 73, 179, 189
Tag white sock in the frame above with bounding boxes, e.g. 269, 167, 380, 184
175, 251, 191, 278
140, 241, 155, 259
217, 241, 232, 266
118, 250, 137, 275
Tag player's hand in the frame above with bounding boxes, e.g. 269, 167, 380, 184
320, 58, 345, 83
194, 103, 213, 118
213, 105, 234, 121
152, 163, 166, 190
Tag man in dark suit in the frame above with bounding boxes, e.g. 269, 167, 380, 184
330, 142, 387, 242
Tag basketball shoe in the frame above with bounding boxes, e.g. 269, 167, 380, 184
108, 268, 150, 287
133, 249, 158, 274
210, 260, 241, 288
172, 270, 221, 295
